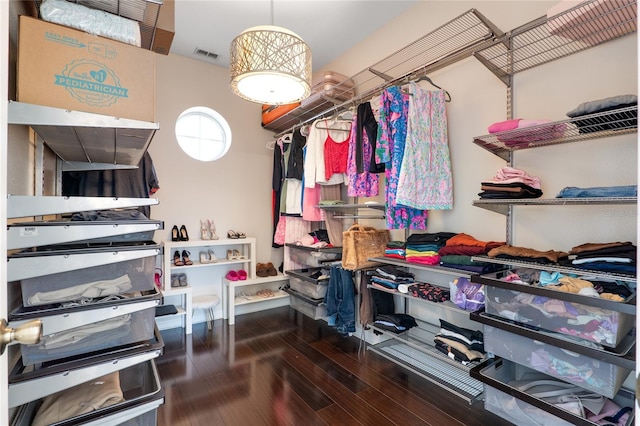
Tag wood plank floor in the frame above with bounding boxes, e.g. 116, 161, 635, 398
156, 307, 513, 426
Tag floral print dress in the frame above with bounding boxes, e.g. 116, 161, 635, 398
377, 87, 428, 230
396, 82, 453, 210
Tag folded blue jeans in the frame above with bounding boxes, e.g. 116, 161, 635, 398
556, 185, 637, 198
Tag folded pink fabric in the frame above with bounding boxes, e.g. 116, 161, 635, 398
488, 119, 521, 133
489, 166, 542, 189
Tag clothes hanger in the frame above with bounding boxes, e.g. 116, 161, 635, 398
267, 133, 291, 150
313, 117, 351, 132
414, 75, 452, 102
400, 74, 452, 102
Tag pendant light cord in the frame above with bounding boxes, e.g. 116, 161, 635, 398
270, 0, 274, 25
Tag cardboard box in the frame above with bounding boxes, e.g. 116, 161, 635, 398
17, 16, 155, 122
151, 0, 175, 55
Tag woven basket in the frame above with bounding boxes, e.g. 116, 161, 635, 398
341, 224, 390, 270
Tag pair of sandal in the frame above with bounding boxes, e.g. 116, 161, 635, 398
227, 230, 246, 239
226, 249, 246, 260
256, 289, 274, 298
199, 250, 218, 264
200, 219, 219, 240
173, 250, 193, 266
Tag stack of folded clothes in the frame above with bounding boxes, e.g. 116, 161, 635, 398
373, 313, 417, 334
434, 319, 485, 365
565, 241, 637, 276
405, 232, 457, 266
487, 244, 569, 265
566, 94, 637, 133
479, 166, 543, 199
384, 240, 406, 260
438, 233, 505, 273
369, 265, 415, 291
407, 282, 450, 303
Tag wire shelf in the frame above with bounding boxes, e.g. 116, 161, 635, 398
473, 106, 637, 160
475, 0, 637, 81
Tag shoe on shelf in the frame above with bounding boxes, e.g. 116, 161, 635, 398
179, 225, 189, 241
200, 220, 210, 240
208, 219, 219, 240
226, 249, 236, 261
237, 231, 246, 239
208, 249, 218, 263
199, 251, 210, 264
238, 270, 247, 280
178, 273, 188, 287
171, 273, 180, 288
233, 249, 246, 260
256, 263, 269, 277
237, 292, 253, 300
265, 262, 278, 276
227, 230, 239, 239
182, 250, 193, 266
256, 289, 274, 298
173, 250, 184, 266
225, 270, 239, 281
171, 225, 180, 242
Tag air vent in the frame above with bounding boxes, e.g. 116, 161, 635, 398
194, 48, 219, 60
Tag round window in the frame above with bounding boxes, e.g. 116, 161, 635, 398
175, 107, 232, 161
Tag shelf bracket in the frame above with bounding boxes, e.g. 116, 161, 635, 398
367, 67, 394, 82
473, 53, 511, 87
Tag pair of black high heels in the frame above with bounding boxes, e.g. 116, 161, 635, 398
171, 225, 189, 241
173, 250, 193, 266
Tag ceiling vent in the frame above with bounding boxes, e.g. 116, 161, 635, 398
194, 48, 219, 60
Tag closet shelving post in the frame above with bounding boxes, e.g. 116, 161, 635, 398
466, 1, 638, 424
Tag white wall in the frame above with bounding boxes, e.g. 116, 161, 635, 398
148, 54, 282, 268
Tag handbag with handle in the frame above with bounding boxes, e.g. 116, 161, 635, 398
341, 224, 390, 270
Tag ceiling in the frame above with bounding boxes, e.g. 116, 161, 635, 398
171, 1, 417, 71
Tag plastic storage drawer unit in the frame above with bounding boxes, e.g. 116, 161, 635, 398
483, 325, 632, 399
483, 284, 634, 348
18, 249, 157, 307
473, 359, 635, 426
286, 268, 329, 300
11, 360, 163, 426
286, 288, 327, 320
21, 307, 156, 365
286, 243, 341, 268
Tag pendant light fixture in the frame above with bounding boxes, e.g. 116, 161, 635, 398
229, 0, 312, 105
